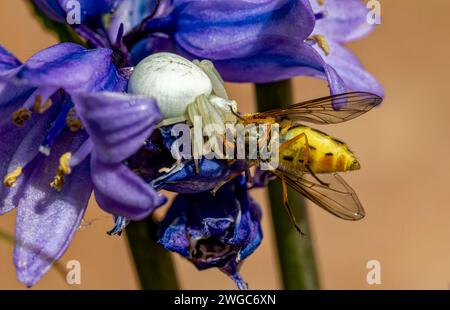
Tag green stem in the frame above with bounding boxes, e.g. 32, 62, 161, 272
255, 80, 320, 290
126, 218, 179, 290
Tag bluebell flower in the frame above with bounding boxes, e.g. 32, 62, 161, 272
158, 175, 262, 289
33, 0, 382, 96
0, 43, 165, 286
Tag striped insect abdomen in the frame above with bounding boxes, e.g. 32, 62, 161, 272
279, 126, 361, 173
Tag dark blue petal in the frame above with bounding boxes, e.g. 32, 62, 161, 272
213, 39, 347, 96
152, 159, 248, 193
107, 216, 130, 236
146, 0, 315, 60
158, 175, 262, 289
33, 0, 120, 23
109, 0, 160, 42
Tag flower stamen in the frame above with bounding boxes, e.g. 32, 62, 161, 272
3, 166, 22, 188
33, 95, 53, 114
66, 108, 83, 132
308, 34, 330, 55
317, 0, 325, 5
12, 108, 32, 126
50, 139, 92, 192
50, 152, 72, 192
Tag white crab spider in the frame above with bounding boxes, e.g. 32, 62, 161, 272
128, 52, 238, 129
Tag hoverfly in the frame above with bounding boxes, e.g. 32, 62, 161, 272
156, 91, 382, 234
220, 91, 382, 234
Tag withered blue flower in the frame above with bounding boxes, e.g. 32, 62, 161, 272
158, 175, 262, 289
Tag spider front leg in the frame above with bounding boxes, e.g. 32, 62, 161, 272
156, 115, 188, 128
193, 59, 228, 99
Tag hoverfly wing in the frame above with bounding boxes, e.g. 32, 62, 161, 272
254, 92, 382, 125
275, 170, 365, 221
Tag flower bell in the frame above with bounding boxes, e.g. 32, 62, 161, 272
158, 175, 263, 289
0, 43, 165, 287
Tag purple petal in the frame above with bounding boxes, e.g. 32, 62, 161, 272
109, 0, 159, 42
1, 103, 62, 214
14, 132, 92, 287
311, 0, 374, 42
72, 92, 162, 164
33, 0, 120, 23
130, 35, 177, 65
314, 40, 384, 96
0, 123, 34, 215
32, 0, 67, 23
16, 43, 125, 92
91, 153, 167, 220
0, 44, 21, 71
146, 0, 315, 60
214, 39, 347, 95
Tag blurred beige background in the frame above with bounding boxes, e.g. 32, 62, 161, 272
1, 0, 450, 290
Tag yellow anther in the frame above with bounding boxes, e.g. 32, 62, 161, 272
3, 166, 22, 188
50, 153, 72, 192
12, 108, 32, 126
309, 34, 330, 55
59, 152, 72, 174
317, 0, 325, 5
66, 108, 83, 132
33, 95, 52, 113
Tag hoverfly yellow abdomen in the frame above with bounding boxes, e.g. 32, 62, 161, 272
280, 125, 360, 174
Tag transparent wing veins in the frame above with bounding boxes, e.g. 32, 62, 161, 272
274, 170, 365, 221
252, 92, 382, 125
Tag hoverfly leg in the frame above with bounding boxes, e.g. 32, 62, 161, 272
306, 165, 330, 187
211, 173, 239, 195
158, 159, 182, 174
194, 158, 200, 175
258, 122, 273, 147
229, 105, 246, 121
282, 176, 306, 236
211, 162, 256, 195
278, 132, 308, 158
245, 166, 253, 186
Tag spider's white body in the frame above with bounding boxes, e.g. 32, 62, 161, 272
128, 52, 237, 128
